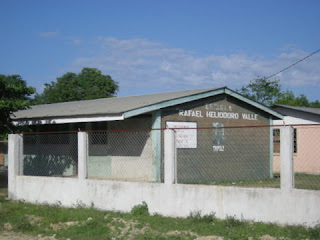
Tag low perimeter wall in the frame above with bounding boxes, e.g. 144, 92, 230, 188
8, 127, 320, 227
11, 176, 320, 227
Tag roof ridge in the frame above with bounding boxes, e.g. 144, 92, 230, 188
30, 87, 219, 107
273, 104, 320, 115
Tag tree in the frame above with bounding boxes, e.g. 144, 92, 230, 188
33, 68, 119, 104
275, 90, 309, 107
237, 77, 320, 108
0, 74, 35, 139
237, 77, 281, 106
275, 90, 320, 108
309, 100, 320, 108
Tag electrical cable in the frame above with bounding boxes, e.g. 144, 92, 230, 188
266, 48, 320, 79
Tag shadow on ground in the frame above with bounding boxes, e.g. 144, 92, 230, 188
0, 168, 8, 197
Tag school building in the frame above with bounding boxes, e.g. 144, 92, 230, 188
13, 87, 283, 183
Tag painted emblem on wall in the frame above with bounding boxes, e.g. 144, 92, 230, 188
213, 122, 224, 151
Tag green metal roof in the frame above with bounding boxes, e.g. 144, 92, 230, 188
13, 87, 283, 121
272, 104, 320, 116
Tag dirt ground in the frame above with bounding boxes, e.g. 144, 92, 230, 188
0, 231, 59, 240
0, 232, 278, 240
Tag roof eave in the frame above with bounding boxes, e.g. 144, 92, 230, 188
13, 114, 125, 126
225, 89, 283, 120
123, 87, 226, 118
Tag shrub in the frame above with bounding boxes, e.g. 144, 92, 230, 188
225, 215, 244, 227
131, 201, 149, 216
188, 210, 216, 223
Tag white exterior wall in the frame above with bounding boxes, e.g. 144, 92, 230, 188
88, 117, 154, 181
109, 136, 153, 181
13, 176, 320, 227
107, 118, 153, 181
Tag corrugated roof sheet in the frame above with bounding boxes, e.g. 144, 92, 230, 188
272, 104, 320, 116
13, 88, 219, 119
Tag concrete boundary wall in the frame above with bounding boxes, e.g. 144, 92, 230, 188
8, 126, 320, 227
13, 176, 320, 227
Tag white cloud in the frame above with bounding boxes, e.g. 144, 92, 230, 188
39, 32, 82, 46
39, 31, 60, 38
67, 37, 82, 45
70, 37, 320, 95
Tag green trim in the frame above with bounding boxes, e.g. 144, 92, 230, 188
224, 89, 283, 120
269, 117, 274, 178
151, 110, 162, 182
123, 88, 226, 119
123, 87, 283, 120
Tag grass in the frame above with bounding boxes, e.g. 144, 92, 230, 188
196, 173, 320, 190
213, 174, 281, 189
0, 197, 319, 240
0, 172, 320, 239
294, 173, 320, 190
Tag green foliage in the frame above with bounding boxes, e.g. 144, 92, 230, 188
309, 100, 320, 108
238, 77, 320, 107
237, 77, 281, 106
187, 210, 202, 220
224, 215, 245, 227
276, 90, 320, 107
131, 201, 149, 216
309, 224, 320, 239
188, 210, 216, 223
33, 68, 119, 104
0, 74, 35, 139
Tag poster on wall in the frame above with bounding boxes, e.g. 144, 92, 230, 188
166, 121, 197, 148
213, 122, 224, 151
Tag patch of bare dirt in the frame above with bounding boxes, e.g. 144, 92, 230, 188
3, 223, 12, 231
248, 236, 281, 240
50, 221, 80, 231
49, 217, 93, 231
0, 231, 58, 240
167, 230, 200, 238
258, 235, 278, 240
196, 236, 224, 240
107, 217, 151, 239
27, 215, 43, 227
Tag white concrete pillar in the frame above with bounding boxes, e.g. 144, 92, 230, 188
8, 134, 23, 199
151, 110, 161, 182
78, 132, 88, 180
164, 129, 176, 184
280, 126, 294, 190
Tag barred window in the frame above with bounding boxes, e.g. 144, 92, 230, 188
273, 129, 280, 153
273, 129, 297, 153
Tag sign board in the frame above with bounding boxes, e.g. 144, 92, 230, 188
166, 121, 197, 148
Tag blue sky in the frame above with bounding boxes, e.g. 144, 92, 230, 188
1, 0, 320, 101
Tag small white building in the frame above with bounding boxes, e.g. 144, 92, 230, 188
272, 104, 320, 174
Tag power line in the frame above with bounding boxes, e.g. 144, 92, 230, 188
266, 48, 320, 80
